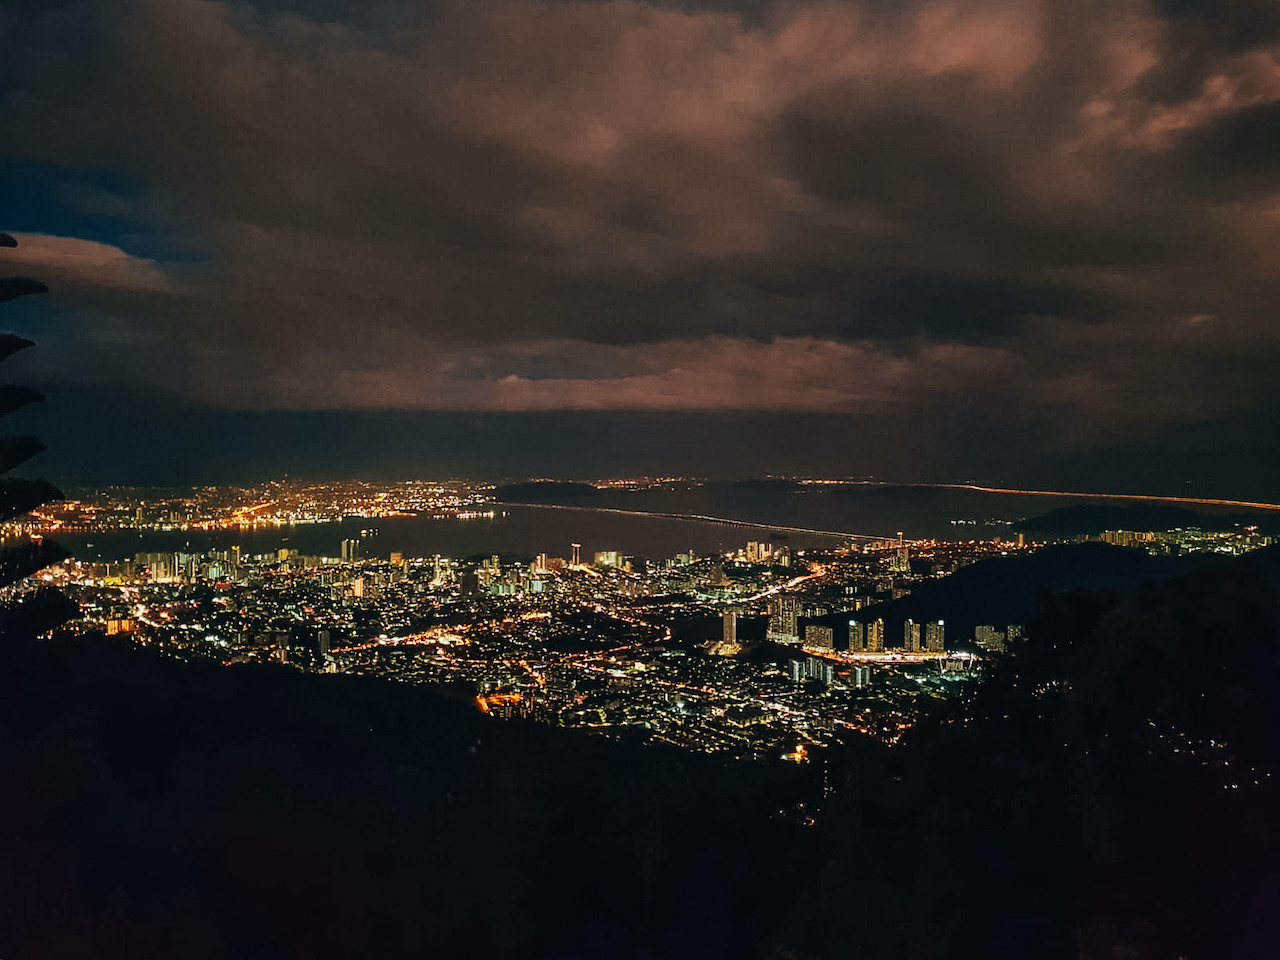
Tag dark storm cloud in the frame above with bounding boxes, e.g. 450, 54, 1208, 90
1174, 99, 1280, 196
1156, 0, 1280, 55
2, 0, 1279, 477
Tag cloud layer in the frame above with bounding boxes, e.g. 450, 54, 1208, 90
4, 0, 1280, 470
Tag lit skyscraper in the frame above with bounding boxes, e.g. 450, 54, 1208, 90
767, 597, 801, 644
790, 657, 834, 685
805, 625, 834, 651
890, 535, 910, 574
848, 619, 865, 653
925, 620, 945, 652
904, 619, 921, 653
867, 618, 885, 653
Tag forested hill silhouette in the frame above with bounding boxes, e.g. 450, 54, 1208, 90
793, 542, 1280, 959
823, 540, 1231, 644
0, 632, 817, 960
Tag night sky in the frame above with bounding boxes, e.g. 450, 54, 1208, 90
2, 0, 1279, 494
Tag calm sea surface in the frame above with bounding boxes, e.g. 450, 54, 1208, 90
54, 485, 1129, 563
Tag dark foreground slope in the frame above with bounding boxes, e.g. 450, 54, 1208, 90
0, 637, 816, 960
795, 544, 1280, 959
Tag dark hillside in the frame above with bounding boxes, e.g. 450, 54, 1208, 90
796, 544, 1280, 958
827, 541, 1229, 643
0, 635, 815, 960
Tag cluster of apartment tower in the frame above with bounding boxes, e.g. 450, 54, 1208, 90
844, 617, 945, 654
756, 596, 944, 653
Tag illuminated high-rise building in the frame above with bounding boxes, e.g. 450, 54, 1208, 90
805, 625, 834, 651
848, 619, 866, 653
925, 620, 945, 652
867, 618, 885, 653
571, 543, 581, 566
766, 596, 800, 644
890, 535, 910, 574
722, 610, 738, 645
790, 657, 834, 685
135, 551, 178, 582
975, 625, 1001, 653
904, 619, 921, 653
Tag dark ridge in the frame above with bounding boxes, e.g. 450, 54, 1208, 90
721, 478, 804, 493
1016, 503, 1279, 536
0, 233, 17, 247
817, 541, 1229, 645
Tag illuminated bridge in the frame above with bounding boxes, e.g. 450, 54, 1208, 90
499, 501, 921, 544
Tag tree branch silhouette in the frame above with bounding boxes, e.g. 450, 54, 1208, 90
0, 234, 73, 638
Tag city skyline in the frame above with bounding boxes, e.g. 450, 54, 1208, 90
4, 0, 1280, 492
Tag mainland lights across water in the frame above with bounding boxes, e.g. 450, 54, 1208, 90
55, 483, 1273, 564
